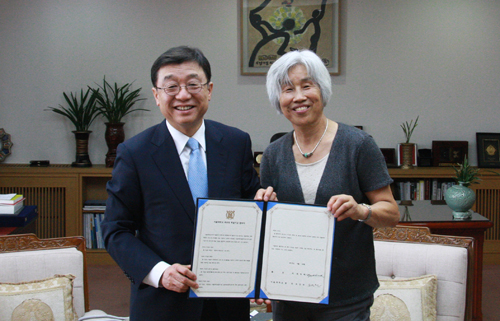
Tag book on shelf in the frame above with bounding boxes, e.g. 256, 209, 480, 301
0, 205, 37, 227
394, 178, 455, 201
83, 212, 105, 249
431, 179, 439, 200
83, 199, 106, 211
0, 198, 25, 214
0, 194, 25, 205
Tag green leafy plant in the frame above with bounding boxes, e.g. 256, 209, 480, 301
91, 76, 148, 124
451, 156, 500, 187
46, 88, 101, 131
452, 156, 481, 187
400, 116, 419, 144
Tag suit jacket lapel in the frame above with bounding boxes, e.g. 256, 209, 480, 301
150, 123, 196, 221
205, 120, 227, 198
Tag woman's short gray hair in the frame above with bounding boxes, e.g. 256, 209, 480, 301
266, 50, 332, 114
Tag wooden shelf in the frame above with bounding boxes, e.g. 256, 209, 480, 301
388, 166, 455, 178
1, 164, 499, 264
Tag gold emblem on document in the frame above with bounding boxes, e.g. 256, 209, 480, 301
226, 210, 235, 219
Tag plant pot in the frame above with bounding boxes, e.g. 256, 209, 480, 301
400, 143, 415, 170
444, 182, 475, 219
72, 131, 92, 167
104, 122, 125, 168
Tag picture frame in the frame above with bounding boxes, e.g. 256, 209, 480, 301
240, 0, 340, 75
254, 151, 264, 167
431, 141, 468, 167
380, 148, 397, 168
417, 148, 433, 167
476, 132, 500, 168
0, 128, 13, 162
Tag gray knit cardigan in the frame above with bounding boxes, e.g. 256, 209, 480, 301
260, 122, 393, 306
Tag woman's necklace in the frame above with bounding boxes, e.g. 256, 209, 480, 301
294, 119, 329, 158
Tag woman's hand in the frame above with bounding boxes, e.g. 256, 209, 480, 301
326, 186, 400, 227
254, 186, 277, 201
327, 194, 367, 221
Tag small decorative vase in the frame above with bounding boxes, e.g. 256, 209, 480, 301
444, 182, 475, 219
400, 143, 415, 170
72, 131, 92, 167
104, 122, 125, 168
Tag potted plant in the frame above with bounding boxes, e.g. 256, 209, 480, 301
46, 88, 101, 167
399, 116, 419, 169
444, 156, 479, 219
90, 76, 148, 167
451, 156, 481, 187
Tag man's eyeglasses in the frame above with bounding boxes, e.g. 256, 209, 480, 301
157, 82, 209, 96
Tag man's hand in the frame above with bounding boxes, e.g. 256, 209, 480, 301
160, 264, 198, 293
254, 186, 277, 201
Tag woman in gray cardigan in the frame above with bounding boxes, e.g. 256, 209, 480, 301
259, 50, 400, 321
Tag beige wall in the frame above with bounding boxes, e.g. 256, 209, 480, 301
1, 0, 499, 165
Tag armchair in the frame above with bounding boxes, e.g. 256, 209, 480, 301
0, 233, 128, 320
373, 226, 474, 321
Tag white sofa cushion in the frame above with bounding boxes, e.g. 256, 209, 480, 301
374, 241, 468, 321
0, 248, 85, 317
0, 274, 78, 321
371, 274, 437, 321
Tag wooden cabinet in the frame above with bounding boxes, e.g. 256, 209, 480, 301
1, 164, 499, 264
0, 164, 113, 264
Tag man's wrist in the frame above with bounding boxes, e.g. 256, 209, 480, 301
143, 261, 170, 288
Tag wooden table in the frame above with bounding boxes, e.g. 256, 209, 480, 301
397, 201, 493, 321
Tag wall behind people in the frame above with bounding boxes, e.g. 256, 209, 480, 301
1, 0, 499, 166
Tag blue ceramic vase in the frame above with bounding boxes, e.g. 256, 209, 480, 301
444, 182, 475, 219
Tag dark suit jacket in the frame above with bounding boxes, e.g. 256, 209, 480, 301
101, 120, 261, 320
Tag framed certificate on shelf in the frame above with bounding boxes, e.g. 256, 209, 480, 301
189, 199, 335, 304
476, 132, 500, 168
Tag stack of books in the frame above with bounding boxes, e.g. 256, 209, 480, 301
0, 194, 26, 214
83, 199, 106, 211
83, 200, 107, 249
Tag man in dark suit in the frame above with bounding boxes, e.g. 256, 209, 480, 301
101, 46, 274, 320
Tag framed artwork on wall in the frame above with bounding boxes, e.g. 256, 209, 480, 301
476, 132, 500, 168
431, 141, 468, 167
240, 0, 340, 75
0, 128, 13, 162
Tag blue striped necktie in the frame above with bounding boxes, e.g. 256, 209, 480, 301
187, 138, 208, 205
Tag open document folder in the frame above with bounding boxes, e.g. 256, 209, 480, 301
189, 199, 335, 304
